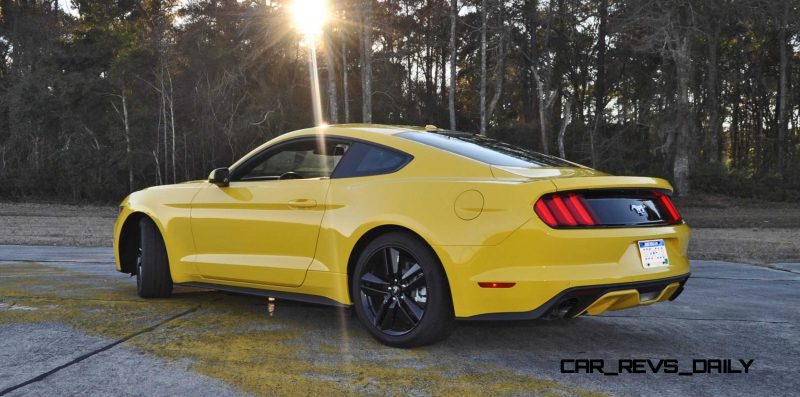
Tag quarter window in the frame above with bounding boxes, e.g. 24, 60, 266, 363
332, 142, 411, 178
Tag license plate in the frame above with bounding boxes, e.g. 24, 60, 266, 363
637, 239, 669, 268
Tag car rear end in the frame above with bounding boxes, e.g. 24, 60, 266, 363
393, 129, 690, 320
442, 172, 690, 320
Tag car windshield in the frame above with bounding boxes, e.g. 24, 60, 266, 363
397, 131, 574, 168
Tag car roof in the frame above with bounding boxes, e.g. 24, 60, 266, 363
286, 124, 424, 138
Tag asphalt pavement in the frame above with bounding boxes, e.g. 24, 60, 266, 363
0, 245, 798, 396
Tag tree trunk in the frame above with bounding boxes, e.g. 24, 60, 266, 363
122, 91, 133, 192
673, 35, 691, 196
533, 68, 551, 155
341, 30, 350, 123
440, 42, 447, 110
731, 82, 740, 168
423, 45, 434, 118
487, 30, 505, 123
152, 150, 162, 186
323, 39, 339, 124
159, 71, 168, 184
591, 0, 607, 168
706, 22, 721, 163
479, 0, 488, 135
448, 0, 457, 130
522, 0, 539, 124
557, 99, 572, 158
0, 145, 6, 174
167, 70, 177, 184
112, 87, 134, 192
360, 0, 373, 123
776, 1, 789, 171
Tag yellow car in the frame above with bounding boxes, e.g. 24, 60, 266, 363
114, 124, 690, 347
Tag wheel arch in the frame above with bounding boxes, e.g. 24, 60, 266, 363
117, 211, 165, 275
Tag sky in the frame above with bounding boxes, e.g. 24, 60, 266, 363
57, 0, 78, 17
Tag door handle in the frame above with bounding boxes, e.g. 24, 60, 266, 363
287, 199, 317, 208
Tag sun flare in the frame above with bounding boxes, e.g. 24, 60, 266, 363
290, 0, 329, 39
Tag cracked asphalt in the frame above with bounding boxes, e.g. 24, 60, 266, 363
0, 245, 798, 396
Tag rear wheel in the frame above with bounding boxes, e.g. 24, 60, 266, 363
136, 218, 173, 298
351, 232, 454, 347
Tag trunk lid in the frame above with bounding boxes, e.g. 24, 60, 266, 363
493, 166, 682, 228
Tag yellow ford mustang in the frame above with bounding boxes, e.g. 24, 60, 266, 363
114, 124, 690, 347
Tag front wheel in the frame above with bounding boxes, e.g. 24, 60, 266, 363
136, 218, 173, 298
351, 232, 454, 347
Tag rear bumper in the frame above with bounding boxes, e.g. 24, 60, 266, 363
434, 221, 691, 318
462, 273, 689, 320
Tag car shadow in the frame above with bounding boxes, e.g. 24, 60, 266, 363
178, 287, 684, 355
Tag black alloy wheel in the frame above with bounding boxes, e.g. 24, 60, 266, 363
359, 245, 427, 335
352, 232, 454, 347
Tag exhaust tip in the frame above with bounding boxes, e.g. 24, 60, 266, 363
546, 298, 579, 319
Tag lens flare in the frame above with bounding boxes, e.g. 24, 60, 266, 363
290, 0, 329, 39
289, 0, 329, 126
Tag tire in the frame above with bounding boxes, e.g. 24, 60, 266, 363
351, 231, 454, 347
136, 218, 173, 298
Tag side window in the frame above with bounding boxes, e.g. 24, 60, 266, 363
332, 142, 411, 178
234, 139, 349, 181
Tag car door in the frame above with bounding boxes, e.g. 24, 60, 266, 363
189, 137, 349, 287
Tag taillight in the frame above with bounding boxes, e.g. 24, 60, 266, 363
534, 193, 596, 227
534, 190, 683, 228
654, 191, 682, 223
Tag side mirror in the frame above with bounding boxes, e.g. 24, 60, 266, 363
208, 167, 230, 187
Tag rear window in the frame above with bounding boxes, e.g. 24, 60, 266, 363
397, 131, 573, 167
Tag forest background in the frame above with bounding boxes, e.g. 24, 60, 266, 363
0, 0, 797, 202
